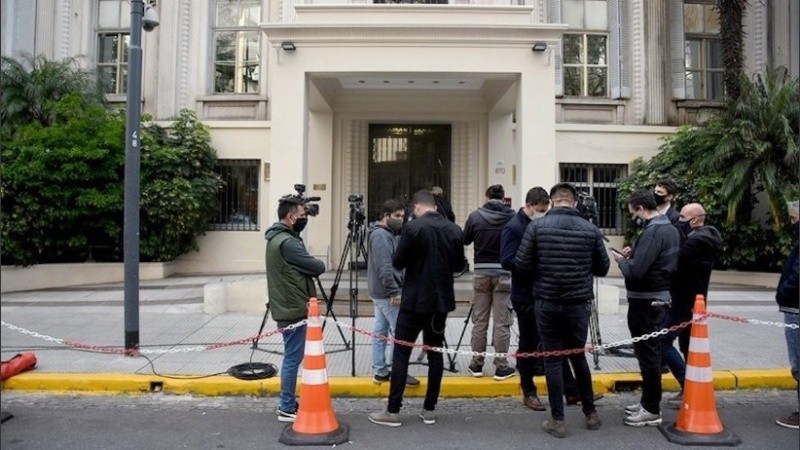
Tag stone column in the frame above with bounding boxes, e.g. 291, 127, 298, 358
643, 0, 670, 125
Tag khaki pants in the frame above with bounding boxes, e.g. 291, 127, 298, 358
470, 275, 512, 369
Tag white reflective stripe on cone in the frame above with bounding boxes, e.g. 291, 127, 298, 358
692, 313, 705, 321
305, 340, 324, 356
688, 337, 710, 353
302, 368, 328, 385
308, 316, 323, 327
685, 365, 713, 383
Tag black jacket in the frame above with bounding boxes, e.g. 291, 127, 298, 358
514, 207, 610, 303
618, 215, 680, 300
500, 208, 534, 305
669, 225, 723, 316
393, 211, 465, 314
463, 200, 514, 276
434, 196, 456, 223
776, 243, 799, 314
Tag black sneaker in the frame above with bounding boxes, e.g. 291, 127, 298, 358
373, 372, 391, 384
467, 363, 483, 378
493, 366, 516, 381
276, 408, 297, 423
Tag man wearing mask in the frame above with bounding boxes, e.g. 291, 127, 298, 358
464, 184, 516, 380
654, 179, 679, 225
265, 195, 326, 423
788, 200, 799, 245
367, 199, 420, 387
613, 190, 680, 427
661, 203, 723, 407
369, 190, 465, 427
775, 201, 799, 429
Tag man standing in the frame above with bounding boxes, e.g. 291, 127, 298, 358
661, 203, 722, 406
654, 179, 680, 225
265, 195, 326, 423
464, 184, 516, 380
614, 190, 680, 427
514, 183, 610, 438
369, 190, 465, 427
500, 186, 549, 410
775, 201, 799, 429
367, 199, 420, 387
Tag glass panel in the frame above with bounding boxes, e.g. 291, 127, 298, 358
703, 4, 720, 34
97, 35, 118, 63
241, 3, 261, 26
585, 0, 608, 30
684, 39, 701, 69
215, 31, 236, 62
119, 65, 127, 94
216, 1, 239, 27
98, 0, 120, 29
706, 39, 722, 69
242, 31, 260, 62
120, 34, 130, 62
241, 63, 259, 93
98, 66, 117, 94
120, 1, 130, 27
586, 34, 607, 65
563, 34, 584, 64
707, 71, 724, 100
563, 0, 584, 29
587, 67, 607, 96
683, 3, 703, 33
564, 67, 584, 96
215, 63, 235, 93
216, 0, 260, 27
686, 70, 702, 99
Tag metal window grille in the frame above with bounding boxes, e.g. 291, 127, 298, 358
560, 163, 626, 234
211, 159, 260, 231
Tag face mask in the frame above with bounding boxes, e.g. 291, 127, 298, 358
676, 220, 692, 236
387, 217, 403, 233
293, 217, 308, 233
530, 211, 546, 220
654, 193, 667, 205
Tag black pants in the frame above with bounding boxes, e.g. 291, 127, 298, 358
535, 301, 596, 420
627, 300, 667, 414
388, 310, 447, 413
514, 303, 578, 398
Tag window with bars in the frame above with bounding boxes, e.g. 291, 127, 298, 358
562, 0, 609, 97
560, 163, 626, 234
211, 159, 260, 231
213, 0, 261, 94
684, 0, 723, 100
97, 0, 130, 95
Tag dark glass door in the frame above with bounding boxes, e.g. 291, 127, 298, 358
368, 124, 451, 221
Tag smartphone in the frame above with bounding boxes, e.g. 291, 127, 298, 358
610, 247, 624, 256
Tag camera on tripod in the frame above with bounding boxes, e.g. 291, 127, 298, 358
347, 194, 366, 230
280, 183, 321, 216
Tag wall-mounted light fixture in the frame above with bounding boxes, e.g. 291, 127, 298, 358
532, 42, 547, 52
280, 41, 297, 51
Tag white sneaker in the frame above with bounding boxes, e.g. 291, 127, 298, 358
368, 410, 402, 427
419, 409, 436, 425
624, 408, 662, 427
624, 403, 643, 416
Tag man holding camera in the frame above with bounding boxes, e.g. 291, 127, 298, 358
367, 199, 420, 387
265, 194, 326, 423
369, 190, 465, 427
514, 183, 609, 438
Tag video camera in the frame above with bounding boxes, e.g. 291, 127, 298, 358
577, 191, 599, 225
347, 193, 366, 229
280, 184, 321, 216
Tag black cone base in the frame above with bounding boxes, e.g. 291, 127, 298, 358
658, 423, 742, 446
279, 422, 350, 446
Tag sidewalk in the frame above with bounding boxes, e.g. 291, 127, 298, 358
1, 272, 794, 397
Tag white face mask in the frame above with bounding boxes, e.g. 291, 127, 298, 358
530, 211, 546, 220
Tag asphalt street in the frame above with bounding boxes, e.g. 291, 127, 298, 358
1, 390, 798, 449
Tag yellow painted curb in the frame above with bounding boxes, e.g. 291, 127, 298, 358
2, 370, 793, 397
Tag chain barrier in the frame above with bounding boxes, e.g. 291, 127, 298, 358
2, 310, 797, 359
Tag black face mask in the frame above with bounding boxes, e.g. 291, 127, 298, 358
634, 216, 645, 227
654, 193, 667, 205
676, 220, 692, 236
293, 218, 308, 233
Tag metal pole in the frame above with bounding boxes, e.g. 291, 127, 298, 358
124, 0, 144, 352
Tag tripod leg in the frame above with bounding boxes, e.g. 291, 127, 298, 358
316, 277, 350, 349
251, 302, 271, 349
454, 304, 473, 352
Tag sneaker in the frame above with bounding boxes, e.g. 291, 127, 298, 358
406, 375, 421, 387
419, 409, 436, 425
493, 366, 516, 381
276, 408, 297, 423
368, 410, 402, 427
624, 408, 662, 427
624, 403, 643, 416
542, 418, 567, 438
523, 394, 546, 411
566, 393, 605, 406
373, 372, 391, 384
585, 411, 602, 430
775, 411, 800, 429
468, 363, 483, 378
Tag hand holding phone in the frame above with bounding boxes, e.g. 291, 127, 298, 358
610, 247, 624, 257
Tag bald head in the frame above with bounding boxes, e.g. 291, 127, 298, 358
679, 203, 706, 229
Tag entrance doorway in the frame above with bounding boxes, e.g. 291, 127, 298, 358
367, 124, 451, 220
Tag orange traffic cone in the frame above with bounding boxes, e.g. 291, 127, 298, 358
279, 297, 349, 446
659, 295, 741, 446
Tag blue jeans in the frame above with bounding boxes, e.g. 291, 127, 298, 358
785, 313, 800, 383
660, 311, 690, 389
279, 324, 306, 412
372, 298, 400, 376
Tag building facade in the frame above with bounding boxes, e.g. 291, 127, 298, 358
2, 0, 798, 273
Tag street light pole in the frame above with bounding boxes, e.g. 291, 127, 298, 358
124, 0, 144, 352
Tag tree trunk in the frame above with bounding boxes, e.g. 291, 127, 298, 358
716, 0, 747, 101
